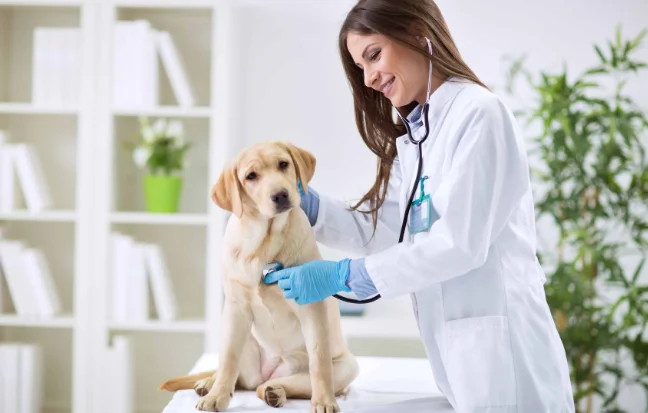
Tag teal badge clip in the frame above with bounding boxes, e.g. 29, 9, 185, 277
409, 176, 433, 235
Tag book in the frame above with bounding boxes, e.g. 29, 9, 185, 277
155, 30, 195, 107
0, 343, 44, 413
112, 20, 159, 109
110, 233, 177, 323
32, 27, 81, 108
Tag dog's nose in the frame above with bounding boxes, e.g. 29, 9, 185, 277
271, 189, 290, 206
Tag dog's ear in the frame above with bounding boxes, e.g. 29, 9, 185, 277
211, 161, 243, 218
284, 142, 316, 192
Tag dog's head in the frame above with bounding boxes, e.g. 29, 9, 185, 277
211, 141, 316, 219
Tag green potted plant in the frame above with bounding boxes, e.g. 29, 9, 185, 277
503, 26, 648, 413
132, 117, 191, 213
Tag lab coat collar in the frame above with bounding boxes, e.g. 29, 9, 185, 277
402, 76, 467, 136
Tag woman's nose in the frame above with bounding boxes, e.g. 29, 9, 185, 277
364, 68, 378, 88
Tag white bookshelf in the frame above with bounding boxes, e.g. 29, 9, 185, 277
0, 1, 232, 413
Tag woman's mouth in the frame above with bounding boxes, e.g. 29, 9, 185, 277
381, 77, 395, 97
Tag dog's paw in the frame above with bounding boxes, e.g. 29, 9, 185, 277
195, 393, 232, 412
310, 396, 340, 413
263, 385, 286, 408
194, 377, 215, 397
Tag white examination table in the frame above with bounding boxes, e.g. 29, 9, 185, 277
161, 354, 455, 413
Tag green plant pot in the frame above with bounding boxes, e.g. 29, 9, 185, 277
143, 175, 183, 213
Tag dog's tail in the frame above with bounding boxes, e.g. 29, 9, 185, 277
158, 370, 216, 392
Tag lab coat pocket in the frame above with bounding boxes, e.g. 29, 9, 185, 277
445, 315, 517, 408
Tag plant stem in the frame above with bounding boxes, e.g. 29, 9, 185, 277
585, 349, 596, 413
575, 353, 583, 413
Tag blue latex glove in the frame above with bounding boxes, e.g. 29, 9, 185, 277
264, 259, 352, 305
297, 179, 319, 227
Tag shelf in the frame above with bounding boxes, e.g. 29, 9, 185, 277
111, 212, 208, 225
0, 314, 75, 328
113, 0, 218, 8
108, 319, 206, 333
0, 102, 78, 115
113, 106, 211, 118
0, 0, 81, 6
338, 295, 421, 340
0, 210, 77, 222
340, 315, 420, 339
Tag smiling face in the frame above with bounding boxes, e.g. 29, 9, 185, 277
346, 32, 431, 107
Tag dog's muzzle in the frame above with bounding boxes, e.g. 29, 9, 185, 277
271, 189, 291, 212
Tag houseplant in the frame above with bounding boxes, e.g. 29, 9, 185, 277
132, 117, 191, 213
503, 27, 648, 413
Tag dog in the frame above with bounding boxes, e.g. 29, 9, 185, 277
158, 141, 359, 412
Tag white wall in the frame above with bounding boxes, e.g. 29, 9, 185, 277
229, 1, 648, 412
232, 0, 648, 198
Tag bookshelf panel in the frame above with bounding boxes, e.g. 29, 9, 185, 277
0, 5, 81, 105
112, 115, 210, 214
0, 221, 75, 317
112, 6, 212, 109
109, 223, 207, 322
0, 327, 73, 413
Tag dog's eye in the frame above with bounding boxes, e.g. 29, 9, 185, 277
279, 161, 289, 170
246, 172, 257, 180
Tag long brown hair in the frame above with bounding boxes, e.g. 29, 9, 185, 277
338, 0, 486, 236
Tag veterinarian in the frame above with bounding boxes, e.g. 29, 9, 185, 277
264, 0, 575, 412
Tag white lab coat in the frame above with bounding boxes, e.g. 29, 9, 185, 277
312, 79, 575, 412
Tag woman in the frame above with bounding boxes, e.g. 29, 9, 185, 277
264, 0, 575, 411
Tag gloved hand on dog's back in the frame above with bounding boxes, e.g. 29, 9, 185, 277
298, 179, 319, 227
264, 258, 352, 305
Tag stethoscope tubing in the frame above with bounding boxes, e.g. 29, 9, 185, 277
333, 104, 431, 305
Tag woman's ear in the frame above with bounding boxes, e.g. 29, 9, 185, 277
409, 21, 429, 48
211, 161, 244, 218
283, 142, 316, 191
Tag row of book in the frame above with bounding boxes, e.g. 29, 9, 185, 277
0, 236, 61, 318
0, 131, 53, 213
111, 232, 178, 323
32, 20, 196, 109
0, 343, 43, 413
0, 338, 134, 413
0, 232, 180, 323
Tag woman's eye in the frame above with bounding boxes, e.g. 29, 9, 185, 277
370, 49, 381, 61
246, 172, 257, 180
279, 161, 289, 170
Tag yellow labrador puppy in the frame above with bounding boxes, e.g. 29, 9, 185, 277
159, 141, 359, 412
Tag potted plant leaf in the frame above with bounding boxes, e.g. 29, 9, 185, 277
132, 117, 191, 213
503, 26, 648, 413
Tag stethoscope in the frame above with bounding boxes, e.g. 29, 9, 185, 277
332, 38, 435, 305
263, 38, 434, 305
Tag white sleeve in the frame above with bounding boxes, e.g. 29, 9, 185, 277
311, 157, 403, 256
364, 95, 530, 298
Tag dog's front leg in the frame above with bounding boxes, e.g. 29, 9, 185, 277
196, 298, 252, 412
296, 300, 339, 413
